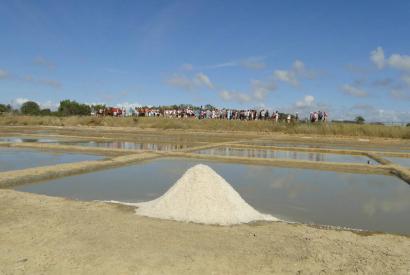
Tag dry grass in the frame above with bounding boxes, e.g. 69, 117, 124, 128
1, 115, 409, 139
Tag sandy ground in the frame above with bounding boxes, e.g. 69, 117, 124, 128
1, 189, 409, 275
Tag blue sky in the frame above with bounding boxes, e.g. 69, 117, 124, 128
1, 0, 410, 122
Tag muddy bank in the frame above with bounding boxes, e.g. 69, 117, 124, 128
0, 189, 409, 274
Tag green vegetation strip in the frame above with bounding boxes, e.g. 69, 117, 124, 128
1, 116, 410, 139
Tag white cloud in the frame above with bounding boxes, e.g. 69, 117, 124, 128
167, 73, 214, 91
388, 54, 410, 71
295, 95, 315, 108
250, 79, 276, 100
11, 98, 30, 108
274, 70, 298, 86
346, 104, 410, 122
370, 47, 385, 69
166, 75, 196, 91
116, 102, 142, 110
219, 90, 252, 103
33, 56, 55, 69
218, 78, 276, 104
341, 84, 368, 97
40, 100, 59, 111
204, 56, 266, 70
206, 61, 237, 69
274, 60, 317, 86
370, 47, 410, 71
11, 98, 59, 111
0, 69, 9, 79
195, 73, 214, 89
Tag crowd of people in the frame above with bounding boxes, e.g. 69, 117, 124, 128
96, 107, 328, 123
309, 111, 328, 122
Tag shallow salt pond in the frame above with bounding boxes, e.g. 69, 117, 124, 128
0, 136, 60, 143
16, 158, 410, 235
386, 157, 410, 167
0, 136, 197, 151
193, 147, 373, 164
61, 141, 197, 151
0, 147, 102, 172
241, 140, 410, 153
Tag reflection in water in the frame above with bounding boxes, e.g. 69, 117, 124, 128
385, 157, 410, 167
0, 147, 102, 172
62, 141, 192, 151
0, 136, 59, 143
16, 158, 410, 235
194, 147, 371, 163
0, 136, 195, 151
241, 140, 410, 153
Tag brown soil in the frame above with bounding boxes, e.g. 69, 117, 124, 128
1, 189, 409, 274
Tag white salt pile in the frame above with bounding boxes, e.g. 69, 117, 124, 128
132, 164, 278, 225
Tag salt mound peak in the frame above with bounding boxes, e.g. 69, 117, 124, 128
134, 164, 278, 225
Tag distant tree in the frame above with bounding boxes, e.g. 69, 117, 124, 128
407, 123, 410, 127
58, 100, 91, 116
91, 104, 106, 112
355, 116, 365, 124
0, 104, 13, 113
0, 104, 7, 113
21, 101, 40, 115
204, 104, 216, 110
39, 108, 52, 116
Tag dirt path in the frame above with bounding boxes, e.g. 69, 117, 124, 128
1, 189, 409, 274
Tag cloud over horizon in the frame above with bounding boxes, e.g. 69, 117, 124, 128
341, 84, 368, 97
166, 72, 214, 91
274, 60, 317, 87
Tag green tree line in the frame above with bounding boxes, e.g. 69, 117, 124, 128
0, 100, 98, 116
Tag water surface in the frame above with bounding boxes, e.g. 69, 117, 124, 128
62, 140, 196, 151
16, 158, 410, 235
242, 140, 410, 153
0, 136, 60, 143
194, 147, 373, 164
386, 157, 410, 167
0, 147, 102, 172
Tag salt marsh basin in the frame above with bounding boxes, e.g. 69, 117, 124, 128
193, 147, 374, 163
16, 158, 410, 235
0, 147, 103, 172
